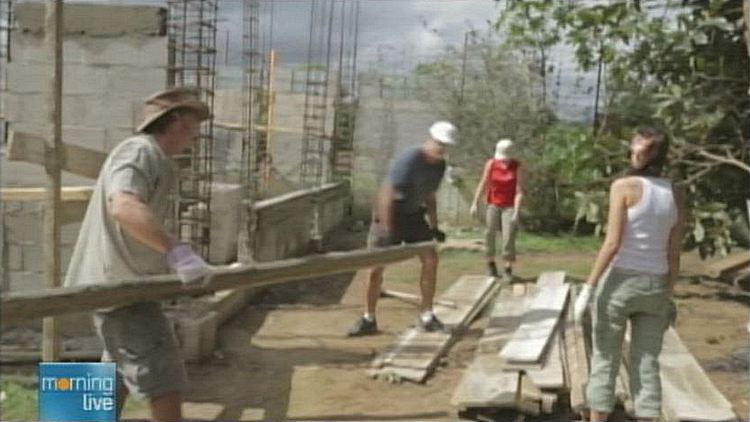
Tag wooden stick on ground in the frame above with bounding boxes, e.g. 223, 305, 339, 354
1, 243, 434, 324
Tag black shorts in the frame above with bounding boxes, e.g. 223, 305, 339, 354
370, 210, 434, 247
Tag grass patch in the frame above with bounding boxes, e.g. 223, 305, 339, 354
446, 227, 600, 253
0, 379, 37, 421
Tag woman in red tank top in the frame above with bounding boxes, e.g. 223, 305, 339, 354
470, 139, 524, 280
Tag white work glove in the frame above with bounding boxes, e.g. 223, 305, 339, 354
470, 203, 478, 218
573, 284, 594, 324
511, 209, 519, 225
166, 244, 213, 287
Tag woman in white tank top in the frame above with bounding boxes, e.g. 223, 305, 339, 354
573, 127, 687, 421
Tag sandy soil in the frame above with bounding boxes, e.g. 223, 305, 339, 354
117, 242, 750, 421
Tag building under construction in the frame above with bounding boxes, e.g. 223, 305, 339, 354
0, 1, 745, 421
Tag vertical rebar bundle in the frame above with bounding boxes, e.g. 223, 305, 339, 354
166, 0, 218, 258
0, 0, 13, 140
330, 0, 359, 187
300, 0, 336, 189
241, 0, 265, 198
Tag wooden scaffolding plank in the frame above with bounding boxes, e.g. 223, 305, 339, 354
452, 286, 526, 408
499, 273, 569, 364
8, 130, 107, 179
659, 327, 737, 421
525, 328, 565, 390
562, 285, 589, 416
371, 275, 498, 383
0, 186, 93, 202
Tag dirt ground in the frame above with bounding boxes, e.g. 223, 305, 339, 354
121, 239, 749, 421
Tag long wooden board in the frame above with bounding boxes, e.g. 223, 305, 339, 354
1, 242, 435, 324
659, 327, 737, 421
370, 275, 499, 383
525, 329, 565, 390
452, 287, 526, 408
499, 272, 569, 364
0, 186, 93, 202
8, 130, 107, 179
562, 284, 589, 415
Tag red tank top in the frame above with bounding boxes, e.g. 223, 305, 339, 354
486, 159, 518, 207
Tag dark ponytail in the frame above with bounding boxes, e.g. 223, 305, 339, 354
627, 126, 669, 177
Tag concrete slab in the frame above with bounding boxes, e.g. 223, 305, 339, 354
15, 3, 165, 36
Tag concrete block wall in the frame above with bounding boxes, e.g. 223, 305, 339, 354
239, 182, 349, 263
2, 3, 167, 153
0, 3, 168, 339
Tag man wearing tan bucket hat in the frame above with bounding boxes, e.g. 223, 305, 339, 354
65, 87, 212, 421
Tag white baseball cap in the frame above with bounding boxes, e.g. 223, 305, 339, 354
429, 121, 457, 145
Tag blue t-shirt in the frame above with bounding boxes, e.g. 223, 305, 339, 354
387, 146, 446, 214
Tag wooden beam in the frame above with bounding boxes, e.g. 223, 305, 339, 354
1, 242, 434, 324
42, 0, 64, 363
499, 272, 569, 364
1, 186, 93, 202
562, 286, 589, 417
704, 252, 750, 280
8, 130, 107, 179
659, 327, 737, 421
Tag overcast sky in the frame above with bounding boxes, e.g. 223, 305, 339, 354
70, 0, 501, 69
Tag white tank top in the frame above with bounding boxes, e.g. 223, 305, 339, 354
611, 177, 677, 275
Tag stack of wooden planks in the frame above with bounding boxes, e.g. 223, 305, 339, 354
369, 275, 500, 383
450, 272, 739, 421
451, 272, 573, 418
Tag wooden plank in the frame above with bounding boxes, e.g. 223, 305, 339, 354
703, 252, 750, 279
8, 130, 107, 179
370, 275, 498, 383
1, 242, 435, 323
0, 186, 94, 202
562, 284, 589, 416
525, 328, 565, 390
517, 372, 542, 415
452, 287, 526, 408
499, 273, 569, 364
659, 327, 737, 421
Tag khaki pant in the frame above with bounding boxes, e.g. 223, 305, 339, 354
587, 267, 671, 418
485, 205, 517, 260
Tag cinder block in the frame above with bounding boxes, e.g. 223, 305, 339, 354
5, 214, 42, 244
86, 37, 168, 67
62, 64, 108, 95
106, 67, 166, 95
7, 246, 23, 271
61, 126, 108, 152
106, 127, 137, 151
15, 3, 166, 36
63, 95, 136, 128
8, 271, 44, 292
2, 92, 47, 125
61, 223, 83, 246
6, 62, 48, 93
21, 244, 42, 272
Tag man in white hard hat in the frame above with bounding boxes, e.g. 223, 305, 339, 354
348, 121, 457, 336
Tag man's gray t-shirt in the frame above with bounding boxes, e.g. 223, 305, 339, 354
64, 134, 176, 289
387, 146, 446, 214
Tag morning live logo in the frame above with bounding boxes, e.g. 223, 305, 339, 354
38, 362, 116, 422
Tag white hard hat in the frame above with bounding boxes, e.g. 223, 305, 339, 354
429, 121, 457, 145
495, 138, 513, 159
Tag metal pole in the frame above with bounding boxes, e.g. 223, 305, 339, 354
42, 0, 62, 362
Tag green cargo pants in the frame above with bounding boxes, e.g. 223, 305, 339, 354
587, 267, 671, 418
484, 205, 517, 260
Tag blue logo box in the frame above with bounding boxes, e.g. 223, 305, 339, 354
38, 362, 116, 422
